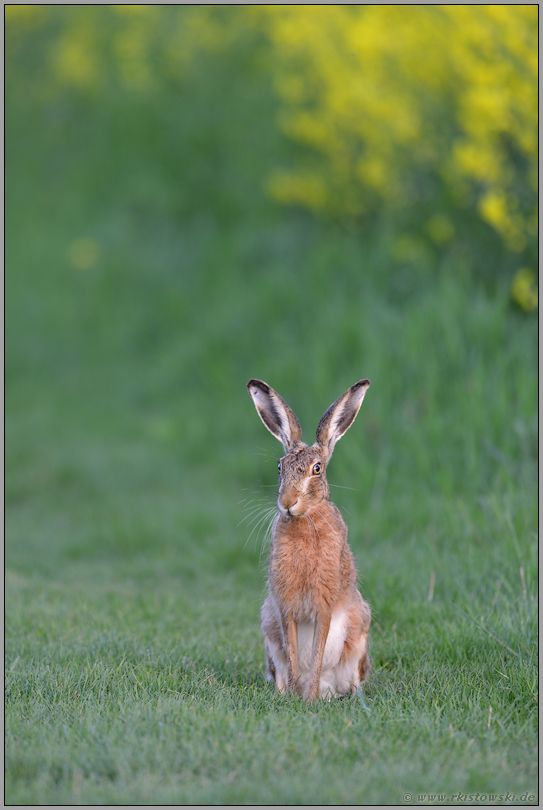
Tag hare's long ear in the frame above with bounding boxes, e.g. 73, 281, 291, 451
316, 379, 370, 463
247, 379, 303, 452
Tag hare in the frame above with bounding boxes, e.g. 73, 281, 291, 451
247, 378, 372, 702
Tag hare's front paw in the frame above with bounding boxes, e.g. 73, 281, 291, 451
303, 683, 321, 703
287, 675, 303, 697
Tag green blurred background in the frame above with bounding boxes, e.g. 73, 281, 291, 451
5, 4, 538, 568
5, 6, 538, 805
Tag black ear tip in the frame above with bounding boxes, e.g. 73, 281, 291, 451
353, 379, 370, 391
247, 379, 270, 394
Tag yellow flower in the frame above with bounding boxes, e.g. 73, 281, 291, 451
479, 190, 510, 232
5, 4, 46, 26
252, 4, 537, 255
426, 215, 455, 246
68, 239, 101, 271
267, 171, 327, 211
511, 268, 538, 312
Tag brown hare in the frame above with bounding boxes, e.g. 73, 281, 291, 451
247, 378, 372, 702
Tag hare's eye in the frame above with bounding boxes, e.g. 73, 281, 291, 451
312, 463, 321, 476
278, 462, 282, 473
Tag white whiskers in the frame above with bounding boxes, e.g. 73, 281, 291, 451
238, 495, 278, 556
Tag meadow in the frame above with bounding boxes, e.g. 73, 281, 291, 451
5, 8, 538, 806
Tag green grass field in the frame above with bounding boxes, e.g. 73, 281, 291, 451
5, 14, 538, 806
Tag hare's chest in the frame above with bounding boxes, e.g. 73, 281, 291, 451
269, 529, 341, 617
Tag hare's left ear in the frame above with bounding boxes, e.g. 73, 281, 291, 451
316, 380, 370, 463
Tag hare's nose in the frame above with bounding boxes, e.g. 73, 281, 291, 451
278, 496, 301, 517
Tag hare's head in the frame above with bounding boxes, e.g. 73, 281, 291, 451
247, 379, 370, 519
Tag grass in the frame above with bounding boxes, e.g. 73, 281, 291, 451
5, 12, 538, 806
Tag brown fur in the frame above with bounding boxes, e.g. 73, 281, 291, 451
247, 379, 372, 702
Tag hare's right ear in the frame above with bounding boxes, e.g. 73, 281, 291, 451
247, 379, 303, 452
316, 379, 370, 463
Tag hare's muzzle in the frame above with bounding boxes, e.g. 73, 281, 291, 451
278, 494, 302, 518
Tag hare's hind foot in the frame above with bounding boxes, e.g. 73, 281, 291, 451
358, 648, 371, 683
264, 637, 290, 693
265, 646, 276, 685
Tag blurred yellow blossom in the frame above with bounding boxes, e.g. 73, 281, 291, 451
479, 190, 511, 234
511, 268, 538, 312
68, 239, 101, 271
267, 171, 327, 212
5, 4, 46, 27
252, 5, 537, 255
52, 23, 101, 91
426, 215, 455, 246
112, 5, 155, 17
